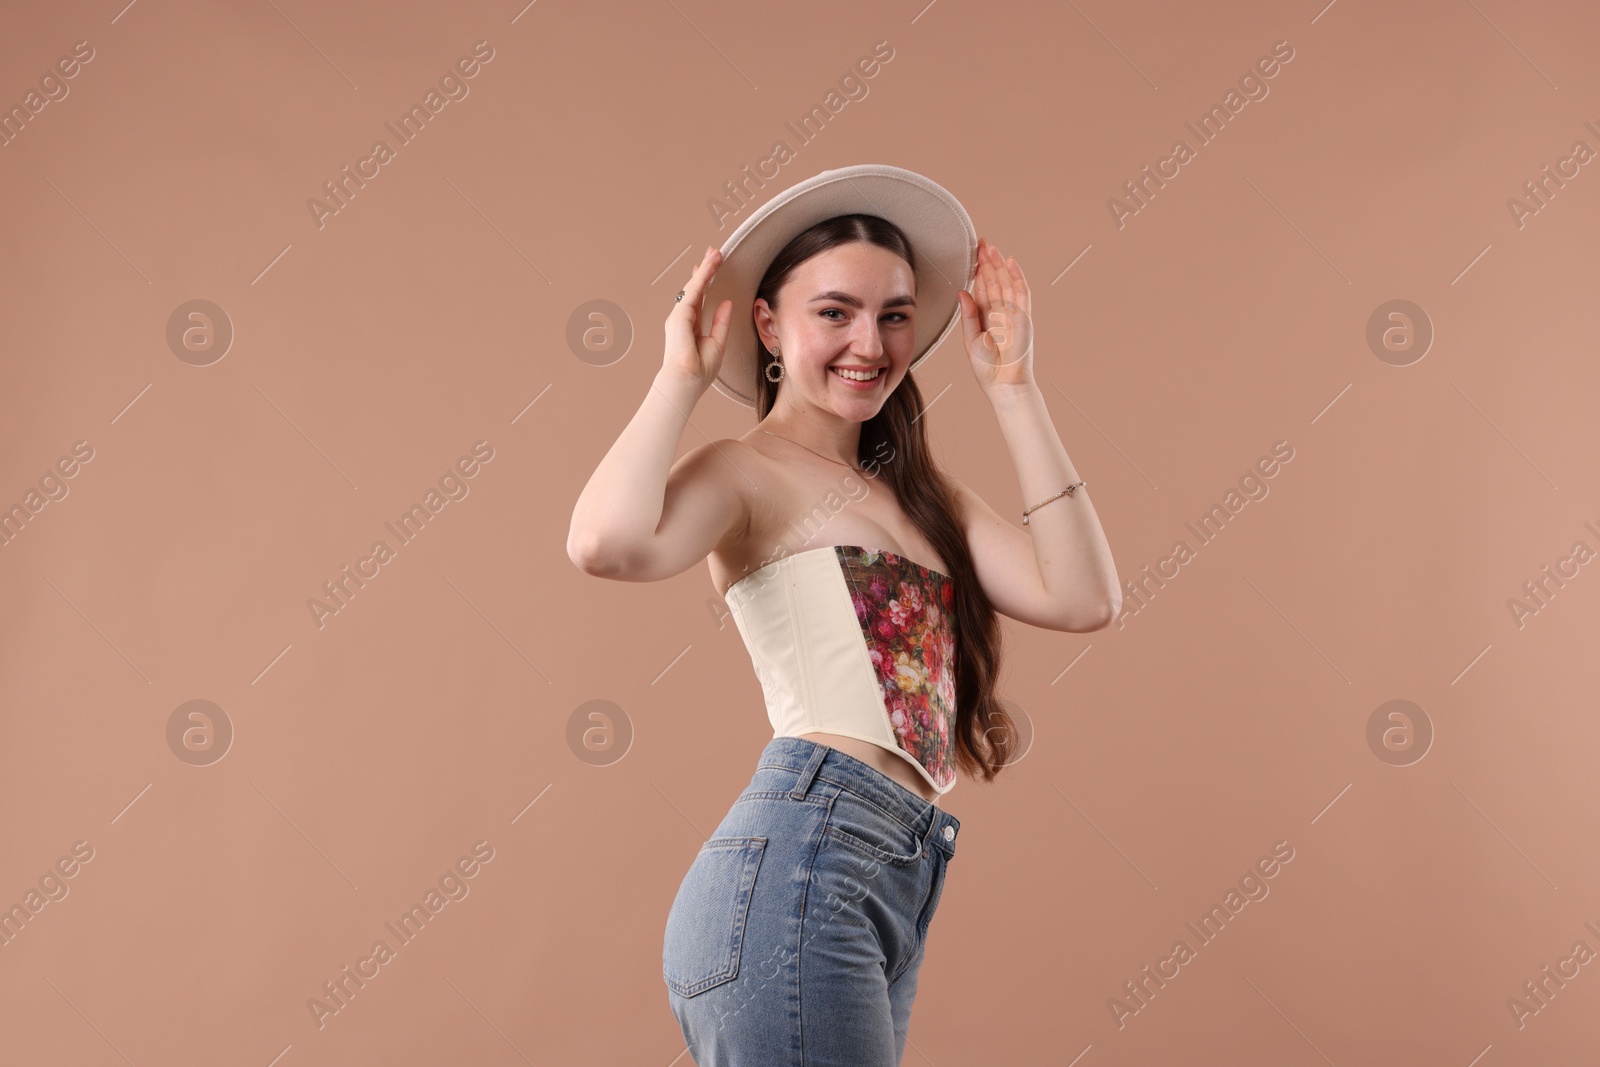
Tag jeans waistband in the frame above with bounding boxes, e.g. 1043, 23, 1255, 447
753, 736, 961, 858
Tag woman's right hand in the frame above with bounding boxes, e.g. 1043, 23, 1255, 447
662, 245, 733, 394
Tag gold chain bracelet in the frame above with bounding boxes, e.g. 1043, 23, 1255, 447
1022, 482, 1085, 525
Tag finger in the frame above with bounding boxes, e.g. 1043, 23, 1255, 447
973, 252, 992, 311
698, 301, 732, 375
990, 241, 1015, 309
1007, 256, 1030, 306
972, 238, 989, 293
956, 290, 983, 350
982, 241, 1007, 309
668, 268, 707, 324
973, 237, 990, 290
671, 246, 721, 316
701, 298, 732, 341
687, 245, 721, 292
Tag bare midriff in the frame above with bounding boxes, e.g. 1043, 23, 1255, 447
800, 730, 942, 806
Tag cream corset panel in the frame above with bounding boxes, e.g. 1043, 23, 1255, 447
722, 544, 959, 795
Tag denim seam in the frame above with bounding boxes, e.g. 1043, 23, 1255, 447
757, 761, 927, 841
734, 789, 830, 807
793, 792, 832, 1064
886, 848, 942, 988
759, 744, 936, 814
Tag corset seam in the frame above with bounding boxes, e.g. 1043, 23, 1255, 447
786, 562, 817, 731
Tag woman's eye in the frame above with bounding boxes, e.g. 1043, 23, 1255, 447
820, 309, 909, 322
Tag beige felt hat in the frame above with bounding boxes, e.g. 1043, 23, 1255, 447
700, 163, 978, 408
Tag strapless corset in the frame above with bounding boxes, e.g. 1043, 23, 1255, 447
722, 544, 959, 795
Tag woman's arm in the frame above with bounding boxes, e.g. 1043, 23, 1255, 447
953, 237, 1121, 631
954, 386, 1121, 632
566, 371, 749, 582
566, 247, 746, 582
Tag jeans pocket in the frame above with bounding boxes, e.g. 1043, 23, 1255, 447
663, 836, 767, 998
822, 793, 924, 867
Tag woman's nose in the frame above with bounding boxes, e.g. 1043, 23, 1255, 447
850, 319, 884, 357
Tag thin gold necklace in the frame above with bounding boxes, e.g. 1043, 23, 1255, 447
759, 428, 862, 472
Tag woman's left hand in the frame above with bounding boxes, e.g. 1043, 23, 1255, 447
957, 237, 1036, 393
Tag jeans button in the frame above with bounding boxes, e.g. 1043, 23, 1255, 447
942, 824, 955, 842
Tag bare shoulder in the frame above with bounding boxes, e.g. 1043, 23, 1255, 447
667, 436, 767, 551
671, 435, 766, 486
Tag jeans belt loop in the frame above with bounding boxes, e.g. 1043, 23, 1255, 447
789, 742, 829, 801
925, 810, 957, 857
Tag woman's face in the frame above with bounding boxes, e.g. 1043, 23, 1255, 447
753, 241, 917, 419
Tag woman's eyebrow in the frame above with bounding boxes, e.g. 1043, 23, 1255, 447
807, 290, 917, 308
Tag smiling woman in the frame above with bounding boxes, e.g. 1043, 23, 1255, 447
567, 163, 1121, 1062
804, 279, 916, 390
731, 212, 1017, 804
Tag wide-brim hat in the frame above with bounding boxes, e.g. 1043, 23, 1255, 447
702, 163, 978, 408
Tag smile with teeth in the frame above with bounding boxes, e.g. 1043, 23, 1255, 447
832, 366, 882, 382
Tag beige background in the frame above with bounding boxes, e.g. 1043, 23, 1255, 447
2, 0, 1598, 1063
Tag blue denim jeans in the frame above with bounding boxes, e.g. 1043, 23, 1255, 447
663, 736, 960, 1065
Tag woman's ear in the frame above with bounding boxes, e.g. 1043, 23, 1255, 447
752, 298, 777, 351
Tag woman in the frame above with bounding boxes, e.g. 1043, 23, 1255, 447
568, 165, 1120, 1064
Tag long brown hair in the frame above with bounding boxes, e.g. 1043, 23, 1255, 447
753, 213, 1017, 784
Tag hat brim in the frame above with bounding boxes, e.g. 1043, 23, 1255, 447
701, 164, 977, 409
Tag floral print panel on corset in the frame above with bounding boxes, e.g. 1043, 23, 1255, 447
835, 545, 958, 791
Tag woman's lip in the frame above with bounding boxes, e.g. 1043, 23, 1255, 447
831, 366, 884, 388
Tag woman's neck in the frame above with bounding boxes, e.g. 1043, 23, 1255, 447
757, 410, 861, 468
